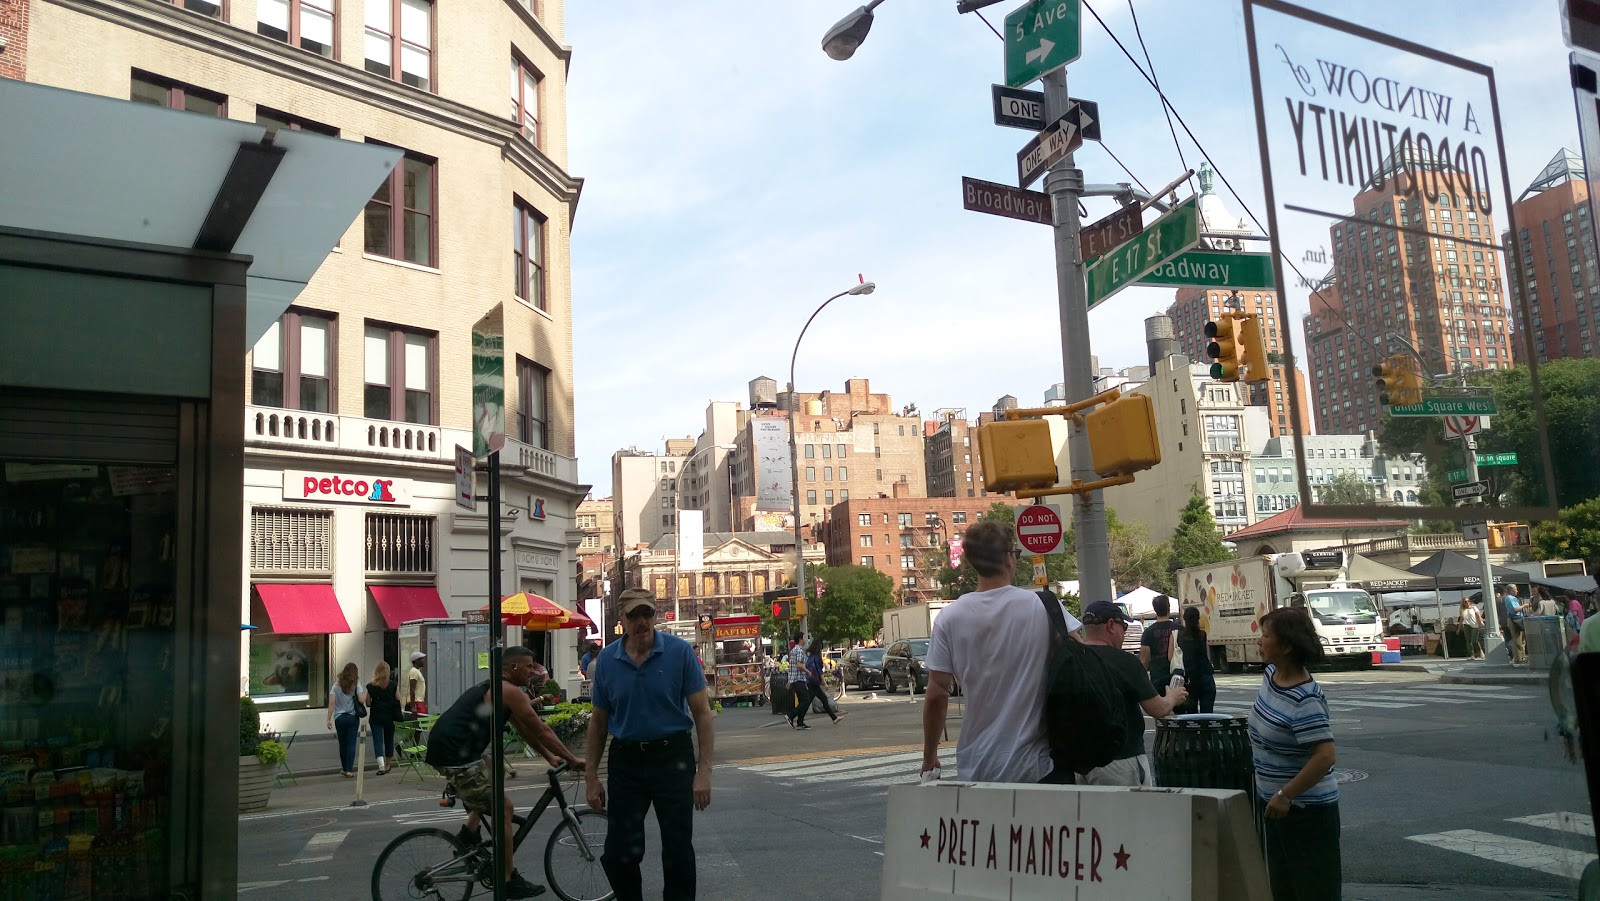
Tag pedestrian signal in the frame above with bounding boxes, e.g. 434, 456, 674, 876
771, 599, 793, 621
976, 419, 1058, 492
1085, 394, 1162, 477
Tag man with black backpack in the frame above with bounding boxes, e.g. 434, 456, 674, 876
1075, 601, 1188, 786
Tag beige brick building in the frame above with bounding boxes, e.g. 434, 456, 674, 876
13, 0, 587, 732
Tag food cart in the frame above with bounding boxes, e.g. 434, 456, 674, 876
709, 615, 765, 705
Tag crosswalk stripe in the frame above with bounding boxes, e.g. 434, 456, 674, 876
1326, 699, 1417, 709
280, 830, 349, 866
859, 771, 959, 788
777, 757, 954, 785
751, 749, 953, 779
743, 756, 849, 774
1509, 813, 1596, 837
1363, 693, 1473, 704
1406, 829, 1595, 879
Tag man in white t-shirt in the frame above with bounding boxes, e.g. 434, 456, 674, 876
921, 519, 1082, 785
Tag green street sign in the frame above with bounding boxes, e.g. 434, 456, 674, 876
1477, 452, 1519, 466
1133, 251, 1276, 290
1446, 468, 1468, 483
1004, 0, 1082, 88
1386, 395, 1499, 417
471, 304, 506, 459
1086, 196, 1201, 308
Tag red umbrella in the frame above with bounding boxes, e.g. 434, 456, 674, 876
481, 592, 570, 628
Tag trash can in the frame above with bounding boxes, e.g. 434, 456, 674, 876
769, 674, 790, 715
1525, 616, 1565, 671
1153, 714, 1262, 855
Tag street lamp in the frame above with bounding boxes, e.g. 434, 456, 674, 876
821, 1, 885, 60
790, 280, 876, 636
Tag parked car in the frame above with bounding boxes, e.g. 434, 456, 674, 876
882, 638, 932, 694
840, 647, 887, 690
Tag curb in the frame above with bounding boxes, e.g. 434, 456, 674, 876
1441, 672, 1549, 685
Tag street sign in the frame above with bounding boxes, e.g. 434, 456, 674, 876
1085, 195, 1202, 308
1133, 251, 1276, 290
1017, 102, 1096, 188
1462, 520, 1490, 541
1079, 203, 1143, 260
991, 86, 1102, 139
1005, 0, 1082, 88
1452, 480, 1490, 501
1032, 556, 1048, 586
1478, 452, 1519, 466
961, 176, 1051, 226
1446, 468, 1468, 483
454, 445, 475, 511
1016, 503, 1064, 555
1442, 414, 1488, 440
1387, 395, 1499, 417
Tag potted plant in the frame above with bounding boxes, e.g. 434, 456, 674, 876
544, 701, 604, 783
238, 697, 283, 812
541, 678, 565, 704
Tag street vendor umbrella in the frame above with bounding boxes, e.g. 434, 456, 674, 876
552, 605, 595, 631
481, 591, 571, 628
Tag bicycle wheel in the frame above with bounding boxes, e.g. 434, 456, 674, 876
826, 670, 845, 701
544, 808, 613, 901
372, 827, 477, 901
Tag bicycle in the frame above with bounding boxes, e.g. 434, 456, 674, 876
372, 761, 612, 901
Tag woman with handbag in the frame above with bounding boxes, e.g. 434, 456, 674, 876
1459, 598, 1485, 660
367, 661, 403, 775
327, 662, 367, 778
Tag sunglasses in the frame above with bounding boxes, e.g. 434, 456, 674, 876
625, 608, 656, 620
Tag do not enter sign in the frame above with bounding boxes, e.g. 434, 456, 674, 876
1016, 504, 1065, 555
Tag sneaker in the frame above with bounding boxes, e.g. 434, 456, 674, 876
457, 824, 481, 847
798, 723, 812, 730
507, 871, 547, 898
786, 717, 796, 729
833, 711, 847, 724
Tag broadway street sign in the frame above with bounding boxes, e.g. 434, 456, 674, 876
1004, 0, 1082, 88
961, 176, 1051, 225
1085, 196, 1201, 308
1017, 102, 1095, 188
1134, 250, 1275, 289
1387, 395, 1500, 417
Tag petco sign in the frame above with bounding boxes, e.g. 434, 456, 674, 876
283, 470, 411, 507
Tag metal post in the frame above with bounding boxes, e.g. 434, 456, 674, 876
1467, 436, 1503, 644
1041, 69, 1111, 605
787, 379, 808, 637
487, 453, 506, 901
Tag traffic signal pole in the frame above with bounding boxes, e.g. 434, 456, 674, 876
1041, 68, 1112, 606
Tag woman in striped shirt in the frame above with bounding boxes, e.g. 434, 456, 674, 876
1249, 607, 1341, 900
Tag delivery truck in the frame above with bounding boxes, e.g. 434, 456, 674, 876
1175, 550, 1385, 671
882, 600, 951, 645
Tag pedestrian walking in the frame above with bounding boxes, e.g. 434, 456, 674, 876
326, 662, 366, 778
786, 637, 812, 729
1073, 601, 1187, 786
1502, 585, 1531, 666
1141, 594, 1180, 697
426, 645, 586, 899
1567, 596, 1586, 646
1177, 606, 1216, 714
806, 637, 842, 724
366, 660, 403, 775
405, 651, 428, 715
1458, 598, 1485, 660
1249, 607, 1341, 901
920, 519, 1079, 784
1536, 588, 1562, 618
585, 588, 715, 901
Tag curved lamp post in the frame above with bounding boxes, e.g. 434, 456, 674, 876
821, 1, 885, 60
790, 280, 876, 637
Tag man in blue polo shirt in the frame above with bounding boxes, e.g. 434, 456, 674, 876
585, 588, 714, 901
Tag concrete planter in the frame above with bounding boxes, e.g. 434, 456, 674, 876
238, 757, 277, 812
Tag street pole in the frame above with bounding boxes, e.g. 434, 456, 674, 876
1466, 434, 1503, 645
486, 453, 506, 901
1041, 68, 1112, 606
787, 379, 808, 638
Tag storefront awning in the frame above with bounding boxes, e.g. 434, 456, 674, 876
253, 583, 352, 634
0, 78, 401, 346
369, 585, 449, 628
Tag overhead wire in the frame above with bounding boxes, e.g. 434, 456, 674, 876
1126, 0, 1191, 194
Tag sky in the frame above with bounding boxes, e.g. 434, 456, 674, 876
564, 0, 1583, 495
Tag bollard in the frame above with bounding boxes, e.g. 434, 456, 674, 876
350, 722, 368, 808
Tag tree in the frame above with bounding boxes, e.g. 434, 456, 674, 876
1168, 486, 1235, 576
1529, 498, 1600, 571
1058, 508, 1174, 595
803, 564, 895, 646
933, 502, 1076, 597
1317, 471, 1381, 505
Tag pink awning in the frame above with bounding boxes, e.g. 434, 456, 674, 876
368, 585, 448, 628
253, 583, 352, 634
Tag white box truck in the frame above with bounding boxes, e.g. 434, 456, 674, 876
882, 601, 951, 645
1174, 551, 1385, 671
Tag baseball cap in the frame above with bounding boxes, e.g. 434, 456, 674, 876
619, 588, 657, 616
410, 651, 426, 663
1082, 600, 1135, 625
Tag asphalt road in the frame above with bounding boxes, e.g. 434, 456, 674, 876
239, 671, 1592, 899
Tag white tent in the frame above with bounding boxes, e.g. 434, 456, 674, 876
1116, 586, 1164, 619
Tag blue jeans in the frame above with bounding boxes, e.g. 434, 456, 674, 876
370, 721, 395, 762
334, 713, 358, 772
602, 733, 697, 901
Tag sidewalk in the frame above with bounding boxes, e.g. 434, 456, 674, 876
1379, 655, 1551, 685
1342, 884, 1570, 900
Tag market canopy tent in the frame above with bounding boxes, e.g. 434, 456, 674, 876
1347, 554, 1433, 593
1406, 551, 1528, 590
1117, 586, 1164, 618
1504, 562, 1598, 595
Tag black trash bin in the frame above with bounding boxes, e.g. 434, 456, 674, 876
1153, 714, 1262, 854
770, 674, 789, 715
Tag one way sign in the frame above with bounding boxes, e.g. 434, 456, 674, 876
1017, 102, 1096, 188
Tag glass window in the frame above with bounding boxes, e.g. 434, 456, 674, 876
258, 0, 335, 57
365, 147, 436, 266
898, 512, 912, 528
821, 444, 832, 458
513, 199, 546, 309
839, 466, 847, 480
804, 445, 815, 459
825, 490, 834, 505
130, 71, 225, 116
366, 0, 432, 90
861, 556, 874, 568
823, 467, 833, 482
364, 322, 435, 424
838, 444, 847, 459
511, 54, 541, 143
805, 467, 815, 482
251, 309, 334, 412
517, 358, 548, 448
806, 490, 817, 505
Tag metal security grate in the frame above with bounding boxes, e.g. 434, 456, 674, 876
366, 513, 435, 575
251, 507, 334, 575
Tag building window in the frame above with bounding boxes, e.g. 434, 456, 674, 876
511, 54, 541, 143
251, 507, 334, 575
897, 513, 912, 528
806, 490, 817, 505
861, 556, 875, 568
861, 535, 873, 547
900, 534, 913, 547
823, 467, 833, 482
822, 445, 832, 459
365, 0, 432, 90
517, 358, 548, 448
366, 513, 435, 574
256, 107, 339, 139
858, 513, 871, 527
805, 467, 816, 482
258, 0, 335, 57
840, 490, 849, 501
166, 0, 223, 17
838, 466, 848, 480
804, 445, 815, 459
365, 147, 436, 266
130, 71, 225, 115
901, 554, 916, 569
251, 309, 334, 412
364, 323, 435, 424
952, 511, 967, 524
838, 444, 848, 458
825, 490, 834, 505
902, 576, 917, 589
513, 199, 546, 310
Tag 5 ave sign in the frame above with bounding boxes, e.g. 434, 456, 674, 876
1018, 102, 1096, 188
1086, 195, 1202, 308
1004, 0, 1082, 88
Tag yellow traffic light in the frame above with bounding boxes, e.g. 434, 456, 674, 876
1488, 522, 1530, 549
977, 419, 1058, 493
1373, 355, 1422, 406
1085, 393, 1162, 477
794, 596, 808, 618
1400, 364, 1425, 405
1238, 314, 1269, 383
1205, 318, 1242, 381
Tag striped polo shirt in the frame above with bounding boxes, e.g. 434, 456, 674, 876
1248, 665, 1338, 806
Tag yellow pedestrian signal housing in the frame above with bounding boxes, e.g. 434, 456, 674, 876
977, 419, 1059, 493
1488, 522, 1531, 549
1085, 393, 1162, 477
1205, 317, 1241, 381
770, 599, 793, 621
1373, 355, 1422, 406
794, 596, 808, 618
1238, 314, 1270, 383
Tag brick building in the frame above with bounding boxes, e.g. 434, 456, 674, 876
818, 490, 987, 604
1507, 148, 1599, 363
923, 409, 983, 497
